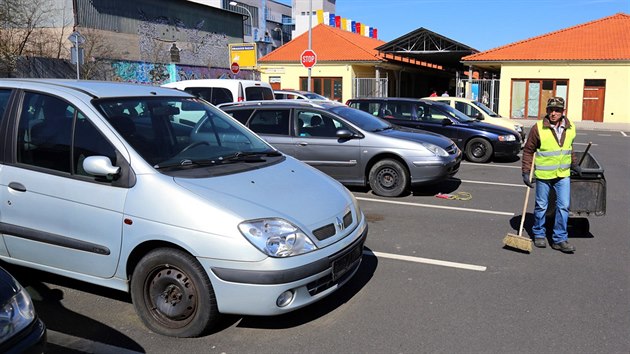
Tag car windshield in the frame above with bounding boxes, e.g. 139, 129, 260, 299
429, 102, 477, 123
94, 97, 274, 170
471, 101, 500, 117
329, 105, 392, 132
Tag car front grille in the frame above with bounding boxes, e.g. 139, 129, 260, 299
445, 143, 458, 155
312, 211, 353, 241
306, 230, 366, 296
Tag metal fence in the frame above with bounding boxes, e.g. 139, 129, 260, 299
354, 78, 388, 98
456, 78, 501, 112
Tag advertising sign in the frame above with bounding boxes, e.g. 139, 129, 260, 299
229, 43, 257, 68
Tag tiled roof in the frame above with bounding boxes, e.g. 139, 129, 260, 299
259, 24, 386, 63
462, 13, 630, 62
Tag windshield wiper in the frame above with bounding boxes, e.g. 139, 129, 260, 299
223, 150, 282, 162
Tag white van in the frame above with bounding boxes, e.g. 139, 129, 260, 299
163, 79, 274, 106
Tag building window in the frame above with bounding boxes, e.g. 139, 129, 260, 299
300, 77, 343, 101
510, 79, 569, 119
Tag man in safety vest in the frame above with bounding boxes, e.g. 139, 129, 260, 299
521, 97, 581, 253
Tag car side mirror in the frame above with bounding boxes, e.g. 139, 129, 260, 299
336, 129, 357, 139
441, 118, 453, 126
476, 113, 484, 120
83, 156, 120, 177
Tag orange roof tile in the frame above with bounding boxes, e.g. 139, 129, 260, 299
259, 24, 386, 63
462, 13, 630, 62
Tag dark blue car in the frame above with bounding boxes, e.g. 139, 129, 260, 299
347, 98, 521, 163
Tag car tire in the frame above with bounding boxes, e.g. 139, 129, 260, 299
131, 248, 218, 338
465, 137, 493, 163
368, 159, 409, 197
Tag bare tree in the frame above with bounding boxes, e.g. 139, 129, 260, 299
0, 0, 56, 76
79, 28, 116, 80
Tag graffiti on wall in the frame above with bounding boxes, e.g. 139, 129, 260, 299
110, 60, 259, 84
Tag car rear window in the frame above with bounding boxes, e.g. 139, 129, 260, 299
184, 87, 233, 106
245, 87, 274, 101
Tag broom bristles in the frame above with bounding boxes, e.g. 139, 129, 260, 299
503, 233, 533, 252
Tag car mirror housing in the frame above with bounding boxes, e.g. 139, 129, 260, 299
441, 118, 453, 126
336, 129, 357, 139
83, 156, 121, 177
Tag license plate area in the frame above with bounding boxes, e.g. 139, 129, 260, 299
331, 240, 364, 281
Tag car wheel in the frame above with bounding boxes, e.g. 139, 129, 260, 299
465, 137, 493, 163
131, 248, 218, 337
368, 159, 409, 197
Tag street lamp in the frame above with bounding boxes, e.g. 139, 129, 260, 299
273, 26, 284, 46
229, 1, 252, 39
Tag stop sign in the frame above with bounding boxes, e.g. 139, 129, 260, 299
230, 62, 240, 74
301, 49, 317, 68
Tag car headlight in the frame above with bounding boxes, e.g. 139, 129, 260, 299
498, 134, 516, 142
514, 125, 523, 132
420, 142, 449, 157
0, 287, 36, 343
239, 218, 317, 257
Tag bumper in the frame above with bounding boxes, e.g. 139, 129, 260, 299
494, 141, 521, 157
0, 317, 47, 354
409, 153, 462, 185
201, 220, 368, 316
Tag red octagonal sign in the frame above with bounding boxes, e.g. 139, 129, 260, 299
230, 62, 240, 74
301, 49, 317, 68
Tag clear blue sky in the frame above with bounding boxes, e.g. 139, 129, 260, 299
277, 0, 629, 51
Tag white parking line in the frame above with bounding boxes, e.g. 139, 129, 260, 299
621, 131, 627, 137
575, 142, 598, 146
461, 162, 520, 169
456, 178, 524, 188
365, 250, 487, 272
356, 196, 514, 216
596, 134, 612, 137
48, 330, 143, 354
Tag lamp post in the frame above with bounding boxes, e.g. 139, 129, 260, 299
229, 1, 252, 41
273, 26, 283, 47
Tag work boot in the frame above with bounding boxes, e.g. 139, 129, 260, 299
551, 241, 575, 253
534, 238, 547, 248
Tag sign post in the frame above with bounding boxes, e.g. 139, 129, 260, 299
301, 49, 317, 69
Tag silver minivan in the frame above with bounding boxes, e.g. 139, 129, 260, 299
0, 79, 367, 337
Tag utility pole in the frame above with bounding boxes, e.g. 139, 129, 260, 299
307, 0, 312, 91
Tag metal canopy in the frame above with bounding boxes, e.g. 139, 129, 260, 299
376, 28, 479, 70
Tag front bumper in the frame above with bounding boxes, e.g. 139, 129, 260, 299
0, 317, 46, 354
409, 152, 462, 185
494, 141, 522, 157
201, 219, 368, 316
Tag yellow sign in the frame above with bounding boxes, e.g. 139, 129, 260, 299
229, 43, 257, 68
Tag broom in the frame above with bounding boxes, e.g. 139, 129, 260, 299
503, 155, 535, 252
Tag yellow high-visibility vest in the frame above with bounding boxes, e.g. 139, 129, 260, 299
534, 120, 575, 180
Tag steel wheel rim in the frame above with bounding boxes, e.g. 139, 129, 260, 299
471, 142, 487, 158
146, 266, 197, 326
377, 167, 399, 190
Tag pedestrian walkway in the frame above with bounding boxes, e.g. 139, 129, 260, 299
514, 118, 630, 132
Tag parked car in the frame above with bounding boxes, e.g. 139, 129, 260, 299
219, 100, 461, 197
0, 266, 46, 354
0, 79, 367, 337
162, 79, 274, 105
274, 89, 330, 101
423, 96, 525, 141
346, 97, 521, 163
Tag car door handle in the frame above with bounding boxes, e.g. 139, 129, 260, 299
8, 182, 26, 192
297, 142, 308, 146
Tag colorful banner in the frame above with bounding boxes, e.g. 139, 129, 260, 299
335, 15, 340, 28
317, 9, 323, 24
329, 14, 335, 26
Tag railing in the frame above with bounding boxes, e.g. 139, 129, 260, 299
354, 78, 388, 98
456, 78, 500, 112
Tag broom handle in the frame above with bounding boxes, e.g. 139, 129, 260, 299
518, 155, 536, 236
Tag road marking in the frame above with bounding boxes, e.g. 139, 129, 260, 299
356, 196, 514, 216
621, 131, 627, 137
461, 162, 520, 169
575, 142, 598, 146
365, 250, 487, 272
456, 178, 524, 188
48, 330, 143, 354
596, 134, 612, 137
